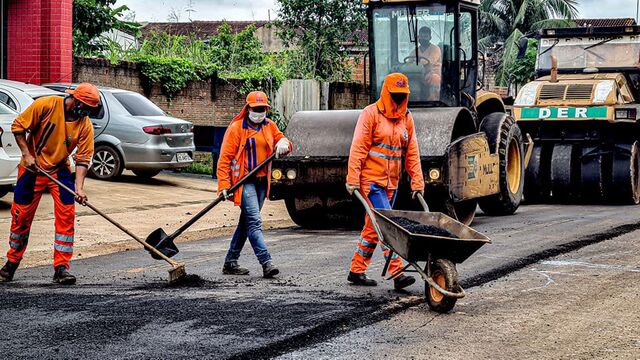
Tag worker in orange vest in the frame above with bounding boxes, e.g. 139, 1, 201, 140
217, 91, 292, 278
0, 83, 100, 285
346, 73, 425, 289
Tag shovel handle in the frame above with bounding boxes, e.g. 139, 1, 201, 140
167, 152, 278, 240
35, 166, 180, 267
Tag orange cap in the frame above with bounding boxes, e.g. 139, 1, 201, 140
65, 83, 100, 107
384, 73, 411, 94
246, 91, 270, 109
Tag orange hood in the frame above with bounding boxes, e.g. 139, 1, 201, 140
376, 73, 410, 121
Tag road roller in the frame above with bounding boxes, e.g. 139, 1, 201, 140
513, 25, 640, 204
269, 0, 531, 228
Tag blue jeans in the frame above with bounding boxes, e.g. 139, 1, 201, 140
224, 179, 272, 266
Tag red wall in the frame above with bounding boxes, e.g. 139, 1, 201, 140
6, 0, 73, 84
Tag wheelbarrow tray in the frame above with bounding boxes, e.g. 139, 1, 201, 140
373, 209, 491, 264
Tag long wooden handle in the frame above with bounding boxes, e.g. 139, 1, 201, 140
36, 166, 179, 266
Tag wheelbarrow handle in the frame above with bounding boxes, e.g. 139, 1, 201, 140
353, 189, 384, 243
35, 165, 181, 267
416, 192, 429, 212
167, 152, 278, 240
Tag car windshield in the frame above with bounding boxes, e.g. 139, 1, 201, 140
112, 92, 165, 116
371, 3, 458, 106
0, 101, 17, 114
538, 35, 640, 70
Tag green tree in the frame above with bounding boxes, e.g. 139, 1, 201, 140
507, 39, 538, 86
73, 0, 140, 56
275, 0, 367, 81
479, 0, 578, 85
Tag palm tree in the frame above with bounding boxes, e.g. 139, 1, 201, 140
480, 0, 579, 85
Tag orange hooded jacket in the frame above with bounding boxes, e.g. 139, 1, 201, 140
347, 73, 424, 191
217, 98, 291, 206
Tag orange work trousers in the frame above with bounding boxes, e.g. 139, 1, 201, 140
7, 165, 76, 269
350, 183, 404, 275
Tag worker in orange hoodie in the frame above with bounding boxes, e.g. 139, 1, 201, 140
217, 91, 292, 278
346, 73, 425, 289
0, 83, 100, 285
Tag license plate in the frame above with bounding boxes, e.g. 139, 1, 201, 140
176, 153, 192, 162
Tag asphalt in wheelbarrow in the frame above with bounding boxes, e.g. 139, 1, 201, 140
390, 217, 459, 238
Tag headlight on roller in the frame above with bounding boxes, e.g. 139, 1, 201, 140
286, 169, 297, 180
429, 168, 441, 181
272, 169, 283, 180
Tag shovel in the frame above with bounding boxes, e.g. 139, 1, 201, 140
36, 166, 187, 284
145, 152, 278, 260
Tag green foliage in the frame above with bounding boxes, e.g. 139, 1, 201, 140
275, 0, 367, 82
479, 0, 578, 85
507, 39, 538, 86
73, 0, 140, 56
180, 156, 214, 176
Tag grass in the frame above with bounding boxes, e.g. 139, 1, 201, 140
179, 153, 214, 175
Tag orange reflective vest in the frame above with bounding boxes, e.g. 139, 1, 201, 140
347, 104, 424, 191
217, 117, 290, 206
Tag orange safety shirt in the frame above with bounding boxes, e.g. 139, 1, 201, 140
11, 96, 94, 172
217, 116, 291, 206
347, 73, 424, 192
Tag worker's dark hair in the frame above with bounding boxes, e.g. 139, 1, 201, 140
419, 26, 431, 35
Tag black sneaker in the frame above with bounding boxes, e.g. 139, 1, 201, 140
53, 266, 76, 285
222, 263, 250, 275
0, 261, 19, 282
347, 272, 377, 286
262, 262, 279, 278
393, 274, 416, 290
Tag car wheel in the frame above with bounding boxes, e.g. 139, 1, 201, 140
91, 145, 123, 180
0, 185, 12, 199
132, 170, 161, 179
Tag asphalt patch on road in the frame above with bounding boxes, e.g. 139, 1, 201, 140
390, 217, 459, 238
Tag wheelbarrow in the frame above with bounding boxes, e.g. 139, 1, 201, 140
353, 190, 491, 313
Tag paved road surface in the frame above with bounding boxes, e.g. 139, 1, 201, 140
1, 204, 639, 359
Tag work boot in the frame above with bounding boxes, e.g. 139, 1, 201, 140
347, 272, 377, 286
0, 261, 19, 282
393, 274, 416, 290
222, 263, 250, 275
53, 266, 76, 285
262, 262, 279, 278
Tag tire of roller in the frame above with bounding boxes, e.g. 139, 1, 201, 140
580, 146, 606, 202
607, 142, 640, 204
477, 113, 524, 215
285, 196, 363, 229
523, 145, 551, 203
550, 144, 580, 202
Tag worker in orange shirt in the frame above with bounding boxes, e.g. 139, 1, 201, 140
217, 91, 292, 278
346, 73, 425, 289
410, 26, 442, 101
0, 83, 99, 285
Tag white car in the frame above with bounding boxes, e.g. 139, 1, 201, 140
0, 102, 22, 198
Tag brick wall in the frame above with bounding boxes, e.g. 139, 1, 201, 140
73, 57, 247, 127
329, 82, 370, 110
7, 0, 73, 84
347, 54, 369, 85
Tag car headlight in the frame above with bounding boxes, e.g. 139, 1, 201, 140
514, 82, 541, 107
286, 169, 297, 180
428, 168, 441, 181
272, 169, 283, 180
593, 80, 614, 104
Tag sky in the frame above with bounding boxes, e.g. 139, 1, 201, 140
116, 0, 638, 23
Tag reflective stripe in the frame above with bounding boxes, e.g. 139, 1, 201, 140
9, 239, 26, 250
10, 232, 29, 241
54, 244, 73, 253
55, 234, 74, 244
234, 172, 240, 177
369, 151, 402, 161
357, 247, 374, 258
372, 142, 405, 151
359, 238, 377, 249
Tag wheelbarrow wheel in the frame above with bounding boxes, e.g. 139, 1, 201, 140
425, 258, 460, 313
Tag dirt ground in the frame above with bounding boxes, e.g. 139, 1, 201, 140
0, 171, 293, 268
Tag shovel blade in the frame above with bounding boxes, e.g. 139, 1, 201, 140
145, 228, 179, 260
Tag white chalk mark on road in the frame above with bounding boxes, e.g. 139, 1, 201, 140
542, 260, 640, 273
523, 269, 556, 292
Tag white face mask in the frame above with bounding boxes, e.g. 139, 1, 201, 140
248, 111, 266, 124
